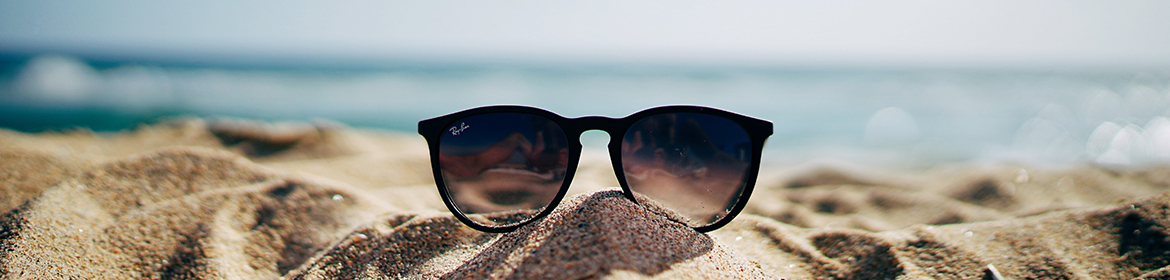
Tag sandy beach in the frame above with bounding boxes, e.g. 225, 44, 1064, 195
3, 118, 1170, 279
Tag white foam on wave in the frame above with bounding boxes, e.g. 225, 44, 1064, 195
864, 107, 919, 147
13, 55, 100, 102
1085, 117, 1170, 167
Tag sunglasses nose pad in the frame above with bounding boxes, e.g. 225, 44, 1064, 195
619, 113, 753, 228
437, 112, 572, 228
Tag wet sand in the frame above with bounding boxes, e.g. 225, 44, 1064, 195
2, 118, 1169, 279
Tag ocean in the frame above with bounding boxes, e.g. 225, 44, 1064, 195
1, 54, 1168, 168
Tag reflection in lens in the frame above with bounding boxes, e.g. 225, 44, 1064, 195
621, 113, 752, 227
438, 113, 569, 228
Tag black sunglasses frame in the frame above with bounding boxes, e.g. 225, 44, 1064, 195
419, 105, 773, 233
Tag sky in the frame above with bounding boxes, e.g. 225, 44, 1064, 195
2, 0, 1169, 68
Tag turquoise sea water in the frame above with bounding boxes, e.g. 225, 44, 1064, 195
2, 54, 1168, 167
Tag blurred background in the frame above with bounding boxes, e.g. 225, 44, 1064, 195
1, 1, 1169, 168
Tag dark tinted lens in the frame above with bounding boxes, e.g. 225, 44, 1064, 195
438, 112, 570, 228
621, 113, 752, 227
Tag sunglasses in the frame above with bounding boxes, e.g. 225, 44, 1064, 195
418, 105, 772, 233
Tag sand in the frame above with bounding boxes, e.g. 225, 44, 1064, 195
2, 118, 1170, 279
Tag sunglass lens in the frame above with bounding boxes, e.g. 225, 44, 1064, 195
438, 113, 570, 228
621, 113, 753, 227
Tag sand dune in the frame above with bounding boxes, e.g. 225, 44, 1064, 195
2, 119, 1169, 279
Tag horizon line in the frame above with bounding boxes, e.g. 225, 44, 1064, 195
3, 43, 1170, 74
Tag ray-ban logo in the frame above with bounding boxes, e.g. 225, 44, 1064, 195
449, 122, 470, 135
